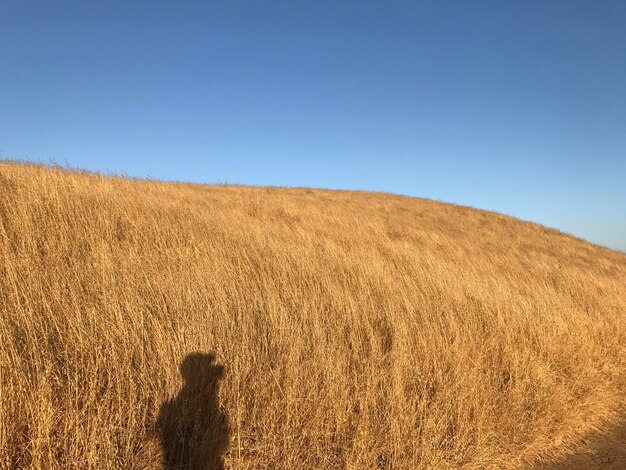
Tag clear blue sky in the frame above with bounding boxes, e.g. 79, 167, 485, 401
2, 1, 625, 251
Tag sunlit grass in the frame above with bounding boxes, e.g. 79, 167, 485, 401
1, 161, 625, 468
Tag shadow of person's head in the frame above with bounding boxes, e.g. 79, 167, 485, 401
180, 353, 224, 389
157, 352, 229, 469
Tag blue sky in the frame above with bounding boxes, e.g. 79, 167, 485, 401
1, 1, 625, 251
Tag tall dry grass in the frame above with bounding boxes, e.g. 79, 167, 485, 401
0, 161, 625, 469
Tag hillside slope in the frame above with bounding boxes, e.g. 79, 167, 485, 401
1, 162, 625, 469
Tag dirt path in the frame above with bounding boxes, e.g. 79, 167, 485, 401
543, 421, 626, 469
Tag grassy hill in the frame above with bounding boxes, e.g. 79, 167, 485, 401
1, 161, 625, 469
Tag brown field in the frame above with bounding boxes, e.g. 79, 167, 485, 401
1, 161, 625, 469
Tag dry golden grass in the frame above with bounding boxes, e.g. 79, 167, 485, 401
1, 161, 625, 469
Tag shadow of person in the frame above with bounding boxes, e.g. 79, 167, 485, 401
157, 353, 229, 469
